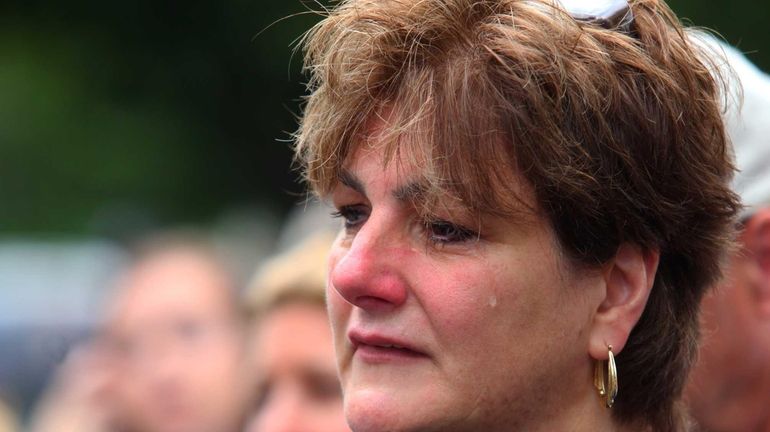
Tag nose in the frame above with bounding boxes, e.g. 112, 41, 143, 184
145, 344, 186, 398
329, 216, 408, 312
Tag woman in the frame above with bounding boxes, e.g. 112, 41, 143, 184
244, 232, 350, 432
293, 0, 739, 430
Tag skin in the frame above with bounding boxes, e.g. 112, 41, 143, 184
245, 302, 350, 432
325, 119, 659, 431
28, 343, 117, 432
685, 209, 770, 432
0, 399, 17, 432
103, 249, 247, 432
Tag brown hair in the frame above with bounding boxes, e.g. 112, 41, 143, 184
293, 0, 740, 429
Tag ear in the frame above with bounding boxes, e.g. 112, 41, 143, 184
742, 207, 770, 318
588, 243, 659, 360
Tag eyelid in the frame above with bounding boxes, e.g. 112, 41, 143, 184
331, 204, 370, 232
421, 217, 480, 245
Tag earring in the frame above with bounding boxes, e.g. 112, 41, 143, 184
593, 344, 618, 408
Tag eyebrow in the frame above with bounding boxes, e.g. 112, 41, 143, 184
393, 180, 427, 203
338, 168, 427, 203
338, 169, 366, 195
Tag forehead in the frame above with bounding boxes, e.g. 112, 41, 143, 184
106, 252, 232, 330
334, 108, 538, 221
341, 144, 424, 193
252, 302, 335, 370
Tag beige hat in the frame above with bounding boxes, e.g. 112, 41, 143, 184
244, 231, 335, 317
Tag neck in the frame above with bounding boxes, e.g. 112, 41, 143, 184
517, 378, 648, 432
476, 357, 656, 432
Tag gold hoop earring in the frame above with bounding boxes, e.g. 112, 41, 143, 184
593, 344, 618, 408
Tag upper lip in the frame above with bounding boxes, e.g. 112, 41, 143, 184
348, 328, 426, 355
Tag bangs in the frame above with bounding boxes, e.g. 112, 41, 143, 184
299, 55, 535, 222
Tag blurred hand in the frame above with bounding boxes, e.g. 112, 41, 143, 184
27, 341, 118, 432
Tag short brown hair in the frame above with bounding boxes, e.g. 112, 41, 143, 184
293, 0, 740, 429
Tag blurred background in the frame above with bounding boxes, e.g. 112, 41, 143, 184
0, 0, 768, 427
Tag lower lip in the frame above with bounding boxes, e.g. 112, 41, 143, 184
354, 344, 428, 363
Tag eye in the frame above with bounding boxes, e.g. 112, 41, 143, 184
332, 205, 369, 231
424, 219, 477, 244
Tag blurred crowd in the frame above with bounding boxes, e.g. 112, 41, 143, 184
3, 203, 348, 432
0, 35, 768, 432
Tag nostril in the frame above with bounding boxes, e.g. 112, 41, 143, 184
331, 268, 408, 310
353, 295, 400, 312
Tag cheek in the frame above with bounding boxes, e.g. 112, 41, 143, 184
414, 252, 565, 356
412, 259, 507, 345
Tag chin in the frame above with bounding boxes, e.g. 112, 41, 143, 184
344, 387, 403, 432
344, 385, 462, 432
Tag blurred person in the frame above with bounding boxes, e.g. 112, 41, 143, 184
684, 40, 770, 432
100, 236, 249, 432
292, 0, 741, 430
0, 396, 18, 432
27, 342, 117, 432
243, 231, 349, 432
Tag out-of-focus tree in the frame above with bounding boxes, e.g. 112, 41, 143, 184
0, 1, 321, 237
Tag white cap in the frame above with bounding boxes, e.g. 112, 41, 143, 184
720, 43, 770, 214
557, 0, 628, 19
693, 33, 770, 215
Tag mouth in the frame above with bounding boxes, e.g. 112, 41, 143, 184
348, 329, 428, 363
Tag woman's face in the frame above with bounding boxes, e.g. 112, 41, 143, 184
327, 142, 605, 431
246, 302, 350, 432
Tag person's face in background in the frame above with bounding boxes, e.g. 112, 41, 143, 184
104, 249, 247, 432
245, 302, 349, 432
685, 210, 770, 432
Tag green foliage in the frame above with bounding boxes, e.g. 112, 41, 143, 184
669, 0, 770, 71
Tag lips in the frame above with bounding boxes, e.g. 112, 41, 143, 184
348, 329, 428, 362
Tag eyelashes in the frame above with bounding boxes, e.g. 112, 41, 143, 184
332, 205, 479, 245
331, 205, 368, 230
422, 219, 478, 244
